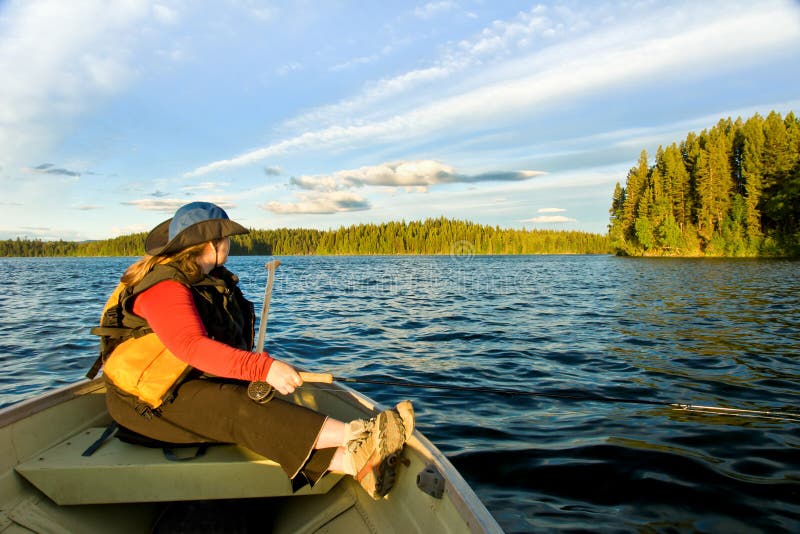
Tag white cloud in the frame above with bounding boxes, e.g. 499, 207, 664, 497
81, 54, 136, 92
0, 0, 151, 175
291, 174, 342, 192
276, 62, 303, 76
152, 3, 179, 25
249, 8, 276, 21
122, 199, 189, 212
459, 7, 558, 57
264, 191, 371, 214
181, 181, 231, 192
186, 2, 800, 178
248, 6, 277, 21
522, 215, 577, 224
288, 160, 544, 191
414, 1, 457, 20
157, 44, 188, 63
330, 54, 380, 72
538, 207, 566, 213
227, 0, 278, 21
122, 198, 236, 212
282, 5, 561, 132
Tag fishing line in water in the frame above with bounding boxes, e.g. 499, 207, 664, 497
667, 404, 800, 423
301, 376, 800, 424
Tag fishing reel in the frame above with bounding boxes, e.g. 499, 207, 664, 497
247, 381, 275, 404
247, 373, 332, 405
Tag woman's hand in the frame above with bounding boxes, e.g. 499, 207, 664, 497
265, 359, 303, 395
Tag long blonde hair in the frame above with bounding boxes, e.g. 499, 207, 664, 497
121, 242, 209, 286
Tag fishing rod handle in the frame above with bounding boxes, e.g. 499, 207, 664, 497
299, 372, 334, 383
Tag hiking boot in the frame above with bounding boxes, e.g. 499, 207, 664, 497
343, 401, 415, 445
344, 401, 415, 499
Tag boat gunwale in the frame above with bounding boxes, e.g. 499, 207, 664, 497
0, 378, 104, 428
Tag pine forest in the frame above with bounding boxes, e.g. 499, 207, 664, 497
608, 111, 800, 257
0, 218, 609, 257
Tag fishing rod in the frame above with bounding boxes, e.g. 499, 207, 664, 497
255, 259, 280, 355
297, 372, 800, 423
248, 259, 281, 404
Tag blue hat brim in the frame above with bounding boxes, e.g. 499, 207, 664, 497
145, 218, 249, 256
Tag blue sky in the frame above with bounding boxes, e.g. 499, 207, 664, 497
1, 0, 799, 241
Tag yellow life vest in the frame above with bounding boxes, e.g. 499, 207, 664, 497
90, 264, 255, 410
91, 281, 190, 409
103, 328, 190, 409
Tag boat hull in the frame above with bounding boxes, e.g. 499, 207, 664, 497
1, 378, 502, 533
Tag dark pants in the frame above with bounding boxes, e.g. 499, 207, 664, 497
105, 377, 336, 487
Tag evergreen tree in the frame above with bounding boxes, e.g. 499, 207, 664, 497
738, 115, 765, 250
621, 150, 650, 239
609, 110, 799, 257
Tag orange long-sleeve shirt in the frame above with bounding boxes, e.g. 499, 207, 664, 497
133, 279, 274, 381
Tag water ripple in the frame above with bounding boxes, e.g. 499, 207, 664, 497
1, 255, 799, 532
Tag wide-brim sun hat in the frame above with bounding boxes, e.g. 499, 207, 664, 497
144, 201, 249, 256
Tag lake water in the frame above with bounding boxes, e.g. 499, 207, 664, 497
1, 255, 798, 532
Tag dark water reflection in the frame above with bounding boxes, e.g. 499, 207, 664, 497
1, 255, 798, 532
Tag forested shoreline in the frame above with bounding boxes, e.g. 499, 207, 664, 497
609, 111, 800, 257
0, 217, 609, 257
8, 111, 796, 260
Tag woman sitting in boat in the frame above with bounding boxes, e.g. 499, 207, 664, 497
89, 201, 414, 499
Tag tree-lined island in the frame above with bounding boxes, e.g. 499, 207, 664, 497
3, 111, 797, 259
609, 111, 799, 257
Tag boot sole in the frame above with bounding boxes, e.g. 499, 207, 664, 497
394, 400, 415, 441
356, 447, 400, 499
372, 451, 399, 498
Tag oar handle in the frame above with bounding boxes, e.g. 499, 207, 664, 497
299, 372, 334, 384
